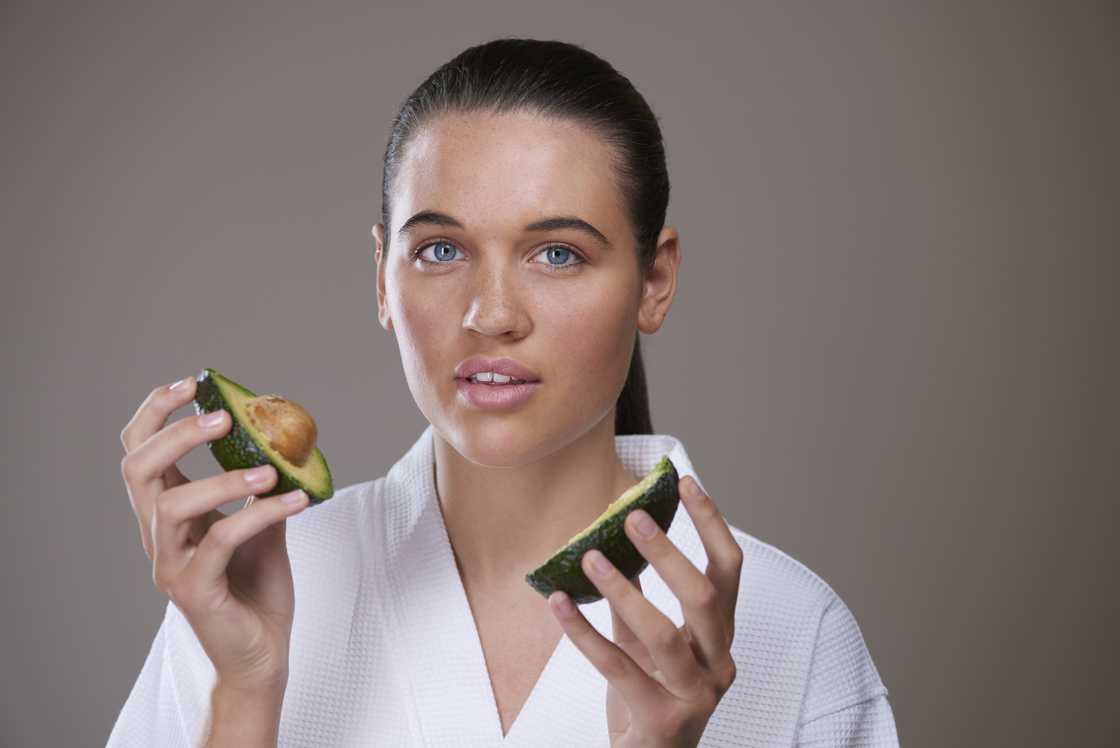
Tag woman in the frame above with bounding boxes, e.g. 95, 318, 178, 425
110, 39, 899, 746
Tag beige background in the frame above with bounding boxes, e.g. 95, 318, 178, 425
2, 1, 1115, 746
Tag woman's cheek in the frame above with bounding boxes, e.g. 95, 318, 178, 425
392, 300, 455, 407
548, 295, 635, 399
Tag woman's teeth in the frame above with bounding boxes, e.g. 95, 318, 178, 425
469, 372, 528, 385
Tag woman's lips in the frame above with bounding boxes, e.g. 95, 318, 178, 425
455, 377, 541, 410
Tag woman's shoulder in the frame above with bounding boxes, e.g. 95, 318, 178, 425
722, 521, 879, 658
666, 498, 842, 625
644, 507, 895, 738
717, 523, 891, 727
726, 522, 841, 612
281, 477, 388, 591
665, 501, 884, 663
287, 474, 389, 544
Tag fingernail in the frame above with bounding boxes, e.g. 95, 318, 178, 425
200, 411, 226, 428
551, 591, 575, 618
244, 465, 273, 485
169, 376, 192, 391
683, 476, 703, 503
630, 509, 658, 539
587, 550, 613, 578
281, 489, 307, 505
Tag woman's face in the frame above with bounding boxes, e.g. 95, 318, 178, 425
373, 110, 677, 466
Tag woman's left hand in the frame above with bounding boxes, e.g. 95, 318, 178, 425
548, 475, 743, 747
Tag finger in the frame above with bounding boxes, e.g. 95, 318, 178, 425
163, 463, 190, 490
581, 549, 707, 699
549, 590, 670, 725
609, 573, 657, 673
126, 409, 232, 545
120, 375, 197, 453
154, 464, 279, 571
120, 377, 206, 556
186, 489, 308, 591
624, 507, 729, 670
129, 409, 231, 489
679, 476, 743, 641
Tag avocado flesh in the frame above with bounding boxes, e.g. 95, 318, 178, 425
193, 368, 334, 503
525, 455, 679, 605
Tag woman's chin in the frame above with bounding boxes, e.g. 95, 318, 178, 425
450, 423, 543, 466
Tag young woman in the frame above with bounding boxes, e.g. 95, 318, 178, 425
110, 39, 899, 747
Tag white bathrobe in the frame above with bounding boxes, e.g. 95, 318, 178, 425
108, 425, 899, 746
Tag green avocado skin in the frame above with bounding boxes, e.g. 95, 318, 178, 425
192, 368, 334, 504
525, 457, 679, 605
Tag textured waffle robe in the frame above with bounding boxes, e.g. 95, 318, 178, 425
108, 425, 900, 746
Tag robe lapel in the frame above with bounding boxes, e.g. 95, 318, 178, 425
380, 425, 499, 745
382, 425, 706, 746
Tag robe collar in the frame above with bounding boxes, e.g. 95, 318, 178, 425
380, 424, 708, 745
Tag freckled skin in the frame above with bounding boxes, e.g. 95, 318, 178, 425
369, 105, 684, 584
370, 108, 683, 566
368, 109, 683, 736
374, 110, 677, 464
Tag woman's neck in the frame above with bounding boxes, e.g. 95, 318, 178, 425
432, 415, 641, 591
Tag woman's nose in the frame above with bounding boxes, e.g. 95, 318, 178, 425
461, 270, 531, 337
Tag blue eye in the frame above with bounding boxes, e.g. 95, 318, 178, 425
417, 240, 460, 263
538, 245, 580, 269
410, 240, 586, 272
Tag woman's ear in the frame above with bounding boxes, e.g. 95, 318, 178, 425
637, 225, 681, 334
373, 223, 393, 332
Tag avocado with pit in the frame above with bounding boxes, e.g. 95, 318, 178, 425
525, 455, 680, 604
192, 368, 334, 504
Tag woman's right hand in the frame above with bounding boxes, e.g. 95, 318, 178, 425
119, 375, 310, 694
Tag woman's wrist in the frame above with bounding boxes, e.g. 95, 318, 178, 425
202, 677, 287, 747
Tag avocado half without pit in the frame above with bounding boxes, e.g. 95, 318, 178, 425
193, 368, 334, 504
525, 455, 680, 605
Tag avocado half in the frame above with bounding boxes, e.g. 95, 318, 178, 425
525, 455, 680, 605
193, 368, 334, 504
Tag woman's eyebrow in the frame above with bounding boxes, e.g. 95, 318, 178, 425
397, 210, 610, 248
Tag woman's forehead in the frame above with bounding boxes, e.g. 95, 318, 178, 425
393, 111, 624, 230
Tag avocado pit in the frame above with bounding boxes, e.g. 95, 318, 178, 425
245, 394, 318, 466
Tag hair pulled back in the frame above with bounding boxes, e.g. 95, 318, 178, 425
381, 38, 670, 435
